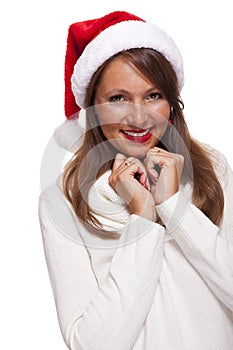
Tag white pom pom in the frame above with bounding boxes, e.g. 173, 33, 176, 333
53, 109, 86, 152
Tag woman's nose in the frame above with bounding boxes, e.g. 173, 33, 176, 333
124, 102, 148, 127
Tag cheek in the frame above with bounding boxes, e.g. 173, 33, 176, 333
150, 105, 170, 140
100, 124, 112, 138
158, 102, 170, 119
152, 114, 169, 126
95, 105, 116, 128
99, 121, 121, 142
96, 107, 122, 136
95, 108, 112, 134
151, 103, 170, 125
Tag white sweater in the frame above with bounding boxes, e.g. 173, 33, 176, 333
39, 149, 233, 350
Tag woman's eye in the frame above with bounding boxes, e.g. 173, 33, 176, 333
109, 95, 125, 103
146, 92, 162, 101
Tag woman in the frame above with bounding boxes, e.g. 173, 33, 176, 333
39, 11, 233, 350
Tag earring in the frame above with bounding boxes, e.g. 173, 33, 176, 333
168, 119, 173, 126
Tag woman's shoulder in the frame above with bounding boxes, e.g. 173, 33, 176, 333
39, 177, 122, 247
202, 143, 232, 187
39, 178, 84, 243
202, 143, 229, 166
39, 177, 68, 216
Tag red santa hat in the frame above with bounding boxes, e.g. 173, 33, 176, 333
55, 11, 184, 150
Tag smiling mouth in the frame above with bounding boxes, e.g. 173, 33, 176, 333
120, 128, 153, 142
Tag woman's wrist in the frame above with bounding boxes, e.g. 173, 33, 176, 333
132, 201, 156, 222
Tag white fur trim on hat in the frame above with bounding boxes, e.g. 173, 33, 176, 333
71, 20, 184, 109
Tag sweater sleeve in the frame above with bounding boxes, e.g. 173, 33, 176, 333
39, 188, 165, 350
156, 156, 233, 311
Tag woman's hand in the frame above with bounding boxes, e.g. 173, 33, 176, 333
144, 147, 184, 206
109, 154, 156, 221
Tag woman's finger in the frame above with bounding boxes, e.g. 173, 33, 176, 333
124, 157, 150, 190
112, 153, 126, 171
109, 156, 155, 220
112, 156, 150, 190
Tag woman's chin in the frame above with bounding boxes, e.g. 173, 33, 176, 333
111, 139, 158, 159
118, 145, 154, 159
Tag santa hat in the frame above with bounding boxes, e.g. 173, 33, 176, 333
54, 11, 184, 150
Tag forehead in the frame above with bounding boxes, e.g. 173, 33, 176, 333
97, 56, 155, 89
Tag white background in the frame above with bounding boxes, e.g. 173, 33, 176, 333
0, 0, 232, 348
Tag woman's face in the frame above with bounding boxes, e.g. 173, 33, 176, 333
94, 57, 170, 158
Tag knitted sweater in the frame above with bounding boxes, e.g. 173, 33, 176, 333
39, 148, 233, 350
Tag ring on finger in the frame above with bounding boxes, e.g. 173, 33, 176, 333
125, 161, 131, 167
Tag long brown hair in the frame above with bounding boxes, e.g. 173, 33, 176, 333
63, 48, 224, 235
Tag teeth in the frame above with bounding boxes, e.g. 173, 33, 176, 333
123, 129, 150, 137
